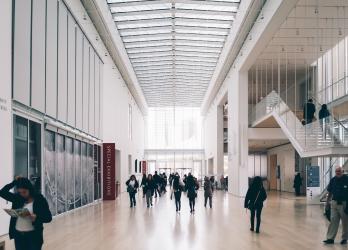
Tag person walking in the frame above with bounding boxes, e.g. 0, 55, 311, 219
323, 167, 348, 245
244, 176, 267, 234
140, 174, 147, 198
319, 104, 331, 139
153, 171, 161, 198
204, 177, 213, 208
293, 173, 303, 196
144, 174, 156, 208
303, 98, 316, 124
126, 175, 139, 208
185, 173, 199, 213
171, 173, 184, 212
0, 177, 52, 250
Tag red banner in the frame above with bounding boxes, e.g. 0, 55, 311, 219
142, 161, 147, 175
103, 143, 116, 200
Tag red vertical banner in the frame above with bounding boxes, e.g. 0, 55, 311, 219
103, 143, 116, 200
142, 161, 147, 175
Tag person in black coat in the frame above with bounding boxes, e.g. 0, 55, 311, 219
303, 99, 316, 124
126, 175, 139, 208
0, 177, 52, 250
185, 173, 199, 213
244, 176, 267, 233
144, 174, 156, 208
171, 174, 184, 212
293, 173, 303, 196
140, 174, 147, 198
153, 171, 161, 198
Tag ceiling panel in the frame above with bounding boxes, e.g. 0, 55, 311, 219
106, 0, 241, 107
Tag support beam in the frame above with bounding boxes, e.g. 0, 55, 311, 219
109, 0, 240, 8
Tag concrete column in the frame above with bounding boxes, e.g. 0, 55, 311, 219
0, 0, 13, 235
228, 70, 249, 197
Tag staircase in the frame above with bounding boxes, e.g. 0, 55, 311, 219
250, 91, 348, 158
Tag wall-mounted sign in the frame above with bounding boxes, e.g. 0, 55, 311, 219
103, 143, 116, 200
0, 97, 8, 112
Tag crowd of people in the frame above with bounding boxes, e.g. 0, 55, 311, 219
126, 172, 216, 213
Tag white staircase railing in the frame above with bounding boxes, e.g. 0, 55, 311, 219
250, 91, 348, 156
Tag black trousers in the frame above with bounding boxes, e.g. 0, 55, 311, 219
189, 197, 195, 211
174, 191, 181, 211
129, 192, 136, 207
295, 186, 301, 196
14, 231, 42, 250
250, 207, 263, 231
204, 195, 212, 208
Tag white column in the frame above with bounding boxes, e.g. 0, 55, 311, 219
228, 70, 249, 197
216, 104, 224, 177
0, 0, 13, 235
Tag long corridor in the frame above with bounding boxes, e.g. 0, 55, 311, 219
3, 191, 345, 250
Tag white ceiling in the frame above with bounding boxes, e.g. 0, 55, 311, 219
249, 0, 348, 104
106, 0, 241, 107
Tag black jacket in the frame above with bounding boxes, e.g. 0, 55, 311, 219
126, 179, 139, 193
0, 181, 52, 242
244, 187, 267, 209
144, 179, 156, 194
319, 108, 330, 120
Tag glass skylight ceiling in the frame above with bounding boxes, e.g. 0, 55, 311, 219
107, 0, 241, 107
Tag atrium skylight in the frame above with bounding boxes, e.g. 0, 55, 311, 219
106, 0, 241, 107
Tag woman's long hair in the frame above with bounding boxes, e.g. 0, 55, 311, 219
250, 176, 263, 191
16, 178, 37, 197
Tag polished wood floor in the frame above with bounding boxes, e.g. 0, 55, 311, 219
2, 191, 347, 250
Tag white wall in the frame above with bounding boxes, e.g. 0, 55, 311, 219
102, 65, 145, 192
64, 0, 146, 192
267, 144, 295, 193
0, 0, 13, 237
203, 103, 224, 176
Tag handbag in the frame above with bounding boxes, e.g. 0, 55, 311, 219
248, 190, 261, 210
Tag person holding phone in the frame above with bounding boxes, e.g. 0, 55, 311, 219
0, 177, 52, 250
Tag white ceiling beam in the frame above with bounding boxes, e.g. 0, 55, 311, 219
127, 45, 220, 55
116, 17, 232, 27
121, 32, 226, 40
124, 39, 224, 48
111, 8, 237, 18
118, 25, 229, 34
109, 0, 240, 8
127, 46, 220, 54
131, 56, 218, 63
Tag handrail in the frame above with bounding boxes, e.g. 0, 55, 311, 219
310, 96, 348, 133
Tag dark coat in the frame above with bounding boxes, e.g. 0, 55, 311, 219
0, 181, 52, 243
126, 179, 139, 193
143, 179, 156, 194
185, 176, 199, 199
319, 108, 330, 120
303, 102, 316, 120
244, 186, 267, 209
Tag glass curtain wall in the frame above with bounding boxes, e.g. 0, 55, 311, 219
44, 129, 98, 216
14, 115, 41, 193
146, 107, 203, 149
145, 107, 204, 180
